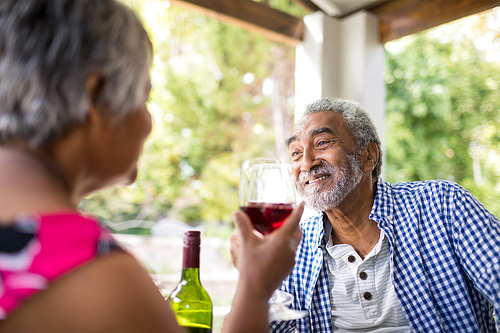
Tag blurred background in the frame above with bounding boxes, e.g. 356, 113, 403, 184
78, 1, 500, 331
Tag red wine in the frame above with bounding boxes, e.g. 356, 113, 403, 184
240, 203, 294, 235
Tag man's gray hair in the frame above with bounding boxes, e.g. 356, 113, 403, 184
303, 97, 383, 181
0, 0, 153, 147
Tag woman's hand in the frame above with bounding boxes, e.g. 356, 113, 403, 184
229, 202, 304, 299
221, 203, 303, 333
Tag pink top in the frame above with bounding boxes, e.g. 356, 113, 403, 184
0, 213, 121, 319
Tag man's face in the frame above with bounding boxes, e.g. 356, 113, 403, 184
287, 111, 363, 211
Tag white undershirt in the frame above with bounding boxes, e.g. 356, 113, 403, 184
324, 224, 413, 332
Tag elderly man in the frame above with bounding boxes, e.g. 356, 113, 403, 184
267, 97, 500, 332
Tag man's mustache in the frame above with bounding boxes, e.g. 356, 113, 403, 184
297, 161, 336, 184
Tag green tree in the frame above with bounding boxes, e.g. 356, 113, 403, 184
385, 8, 500, 217
80, 0, 304, 232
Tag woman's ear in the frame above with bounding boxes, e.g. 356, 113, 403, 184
84, 73, 110, 130
86, 73, 106, 113
362, 141, 379, 173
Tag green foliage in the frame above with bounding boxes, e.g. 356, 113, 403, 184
255, 0, 308, 17
385, 9, 500, 217
80, 0, 296, 229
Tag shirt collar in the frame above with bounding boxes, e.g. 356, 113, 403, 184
301, 211, 328, 249
307, 179, 394, 248
369, 178, 394, 225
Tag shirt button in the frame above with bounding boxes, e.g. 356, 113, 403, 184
347, 255, 356, 263
363, 292, 373, 301
359, 272, 368, 280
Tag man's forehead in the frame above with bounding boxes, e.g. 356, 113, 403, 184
291, 111, 343, 137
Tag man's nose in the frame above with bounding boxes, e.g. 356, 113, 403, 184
300, 148, 321, 172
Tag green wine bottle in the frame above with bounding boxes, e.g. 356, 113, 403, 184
168, 231, 213, 333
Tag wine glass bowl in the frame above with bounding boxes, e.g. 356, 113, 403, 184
238, 158, 296, 235
238, 158, 307, 322
241, 203, 294, 235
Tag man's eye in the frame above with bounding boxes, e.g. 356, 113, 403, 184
317, 141, 326, 146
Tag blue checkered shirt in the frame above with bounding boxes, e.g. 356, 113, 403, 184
270, 179, 500, 332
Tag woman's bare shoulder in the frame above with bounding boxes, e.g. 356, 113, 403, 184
0, 251, 184, 333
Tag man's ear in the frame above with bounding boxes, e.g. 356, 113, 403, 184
362, 141, 379, 173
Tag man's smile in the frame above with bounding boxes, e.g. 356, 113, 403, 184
305, 174, 330, 185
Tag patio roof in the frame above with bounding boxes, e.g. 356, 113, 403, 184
170, 0, 500, 45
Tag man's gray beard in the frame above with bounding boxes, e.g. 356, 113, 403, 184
296, 153, 363, 211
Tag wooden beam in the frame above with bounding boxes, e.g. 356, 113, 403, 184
289, 0, 321, 13
368, 0, 500, 43
170, 0, 304, 46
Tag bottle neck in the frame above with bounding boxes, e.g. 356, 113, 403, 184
181, 267, 201, 282
182, 245, 200, 281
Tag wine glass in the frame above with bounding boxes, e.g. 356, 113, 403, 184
238, 158, 308, 322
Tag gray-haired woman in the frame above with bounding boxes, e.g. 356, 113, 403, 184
0, 1, 303, 332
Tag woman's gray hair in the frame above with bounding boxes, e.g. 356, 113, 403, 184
304, 97, 383, 181
0, 0, 153, 147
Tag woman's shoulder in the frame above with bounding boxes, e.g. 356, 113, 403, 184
0, 251, 182, 333
32, 212, 121, 268
0, 212, 123, 319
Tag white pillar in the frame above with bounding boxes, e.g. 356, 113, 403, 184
337, 11, 386, 140
294, 10, 386, 146
295, 11, 339, 119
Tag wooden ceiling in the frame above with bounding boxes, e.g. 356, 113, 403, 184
170, 0, 500, 45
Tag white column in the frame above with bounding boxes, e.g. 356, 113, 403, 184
294, 10, 386, 146
294, 11, 339, 119
337, 11, 386, 141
